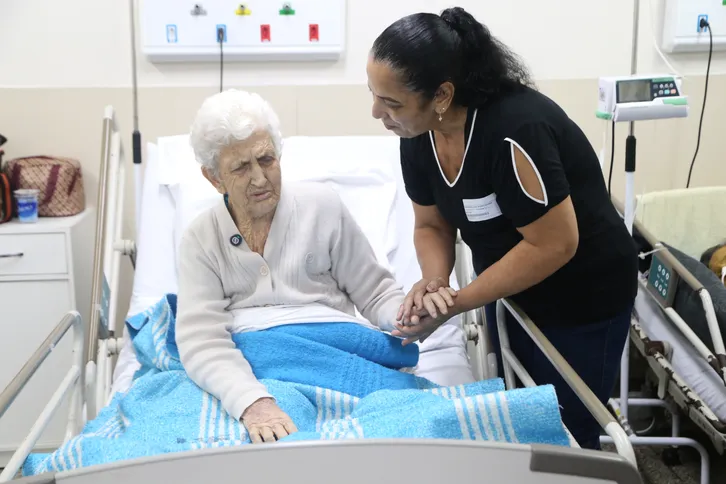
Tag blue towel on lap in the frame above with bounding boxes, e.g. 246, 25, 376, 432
23, 294, 569, 475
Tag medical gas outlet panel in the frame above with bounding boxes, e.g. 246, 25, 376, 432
141, 0, 346, 62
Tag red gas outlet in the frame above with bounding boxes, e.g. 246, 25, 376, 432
260, 24, 271, 42
309, 24, 319, 42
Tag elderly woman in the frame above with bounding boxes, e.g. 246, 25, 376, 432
174, 89, 450, 445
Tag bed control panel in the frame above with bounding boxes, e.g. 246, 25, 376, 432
646, 253, 679, 307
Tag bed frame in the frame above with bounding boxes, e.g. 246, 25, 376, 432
0, 106, 640, 484
603, 198, 725, 484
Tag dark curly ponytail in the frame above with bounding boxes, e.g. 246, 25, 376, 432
371, 7, 533, 107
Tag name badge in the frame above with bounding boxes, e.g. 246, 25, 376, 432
463, 194, 502, 222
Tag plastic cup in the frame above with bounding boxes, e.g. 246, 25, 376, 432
14, 189, 40, 223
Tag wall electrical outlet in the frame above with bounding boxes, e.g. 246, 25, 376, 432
216, 24, 227, 42
166, 24, 178, 43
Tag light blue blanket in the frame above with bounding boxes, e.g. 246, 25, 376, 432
23, 294, 569, 475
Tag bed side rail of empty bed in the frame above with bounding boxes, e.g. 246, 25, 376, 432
0, 311, 86, 482
612, 197, 726, 386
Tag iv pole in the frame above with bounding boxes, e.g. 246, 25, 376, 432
619, 0, 641, 424
129, 0, 143, 238
624, 0, 640, 237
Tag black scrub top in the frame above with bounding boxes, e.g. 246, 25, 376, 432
400, 86, 638, 326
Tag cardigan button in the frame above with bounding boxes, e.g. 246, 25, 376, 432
305, 253, 314, 263
260, 265, 269, 276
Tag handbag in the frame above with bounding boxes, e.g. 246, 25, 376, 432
0, 134, 11, 223
4, 155, 85, 217
0, 172, 11, 223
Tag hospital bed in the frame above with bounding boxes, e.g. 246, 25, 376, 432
0, 106, 640, 484
606, 195, 726, 484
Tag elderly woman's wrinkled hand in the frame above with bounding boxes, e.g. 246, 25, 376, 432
241, 397, 298, 443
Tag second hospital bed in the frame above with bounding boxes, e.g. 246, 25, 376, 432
0, 106, 640, 484
603, 192, 726, 484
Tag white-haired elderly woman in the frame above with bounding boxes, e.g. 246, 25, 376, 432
175, 89, 456, 444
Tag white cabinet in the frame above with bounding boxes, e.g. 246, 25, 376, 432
0, 211, 94, 466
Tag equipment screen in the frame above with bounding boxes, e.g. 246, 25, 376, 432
617, 79, 652, 103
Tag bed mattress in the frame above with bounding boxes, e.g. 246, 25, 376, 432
634, 285, 726, 423
111, 140, 475, 398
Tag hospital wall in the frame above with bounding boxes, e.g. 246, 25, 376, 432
1, 0, 725, 330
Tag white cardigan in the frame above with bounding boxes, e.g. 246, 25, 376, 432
175, 181, 406, 420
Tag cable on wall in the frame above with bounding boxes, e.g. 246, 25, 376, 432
646, 0, 681, 77
218, 27, 225, 93
686, 18, 713, 189
608, 121, 616, 197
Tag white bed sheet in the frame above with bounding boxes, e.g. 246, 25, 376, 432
112, 139, 474, 397
634, 283, 726, 423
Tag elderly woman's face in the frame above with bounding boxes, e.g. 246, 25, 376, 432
205, 130, 281, 219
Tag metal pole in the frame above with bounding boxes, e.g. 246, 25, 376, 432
621, 0, 641, 423
87, 113, 113, 364
628, 0, 640, 136
129, 0, 144, 238
129, 0, 139, 134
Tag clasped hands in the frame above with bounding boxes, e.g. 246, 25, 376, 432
391, 277, 458, 346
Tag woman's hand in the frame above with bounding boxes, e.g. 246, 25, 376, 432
397, 277, 457, 325
392, 291, 457, 346
241, 397, 298, 443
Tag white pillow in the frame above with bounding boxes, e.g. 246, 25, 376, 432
280, 136, 400, 273
156, 134, 196, 186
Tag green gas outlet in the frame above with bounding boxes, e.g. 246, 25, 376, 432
280, 3, 295, 15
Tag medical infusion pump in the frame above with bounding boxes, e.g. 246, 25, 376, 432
597, 74, 689, 123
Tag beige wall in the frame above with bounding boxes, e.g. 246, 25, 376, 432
1, 0, 726, 326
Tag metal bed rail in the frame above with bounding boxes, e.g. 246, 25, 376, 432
0, 312, 85, 482
494, 299, 637, 468
612, 197, 726, 385
609, 196, 719, 484
0, 106, 135, 481
85, 106, 137, 421
454, 232, 497, 381
453, 239, 637, 468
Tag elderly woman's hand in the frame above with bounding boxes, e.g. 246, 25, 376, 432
242, 398, 298, 443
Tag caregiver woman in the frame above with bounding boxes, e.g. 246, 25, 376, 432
368, 7, 638, 450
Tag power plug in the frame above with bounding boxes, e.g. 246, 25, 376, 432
698, 16, 710, 33
216, 25, 227, 43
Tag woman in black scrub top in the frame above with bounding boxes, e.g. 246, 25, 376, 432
368, 7, 638, 450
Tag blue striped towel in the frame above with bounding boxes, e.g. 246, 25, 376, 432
23, 294, 569, 475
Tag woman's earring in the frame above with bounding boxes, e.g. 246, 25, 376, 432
438, 111, 443, 122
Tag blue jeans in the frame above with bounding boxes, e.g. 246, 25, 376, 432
484, 303, 631, 450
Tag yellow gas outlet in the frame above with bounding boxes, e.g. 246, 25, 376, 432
235, 4, 251, 15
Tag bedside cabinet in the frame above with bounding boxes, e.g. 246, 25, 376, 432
0, 210, 94, 466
